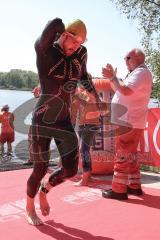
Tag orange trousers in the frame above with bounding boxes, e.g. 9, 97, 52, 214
112, 127, 143, 193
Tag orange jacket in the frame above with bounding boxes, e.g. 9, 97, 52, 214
0, 112, 14, 133
92, 78, 112, 91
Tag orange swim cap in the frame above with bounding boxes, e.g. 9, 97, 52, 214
65, 19, 87, 43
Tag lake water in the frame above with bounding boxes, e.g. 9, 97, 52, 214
0, 89, 56, 162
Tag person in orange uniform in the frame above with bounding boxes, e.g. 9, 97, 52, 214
0, 104, 15, 156
102, 48, 153, 200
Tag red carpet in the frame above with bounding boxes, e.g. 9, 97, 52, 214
0, 169, 160, 240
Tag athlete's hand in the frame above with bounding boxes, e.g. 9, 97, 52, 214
46, 18, 65, 40
32, 86, 41, 98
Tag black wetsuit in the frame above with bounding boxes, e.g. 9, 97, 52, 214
27, 18, 97, 198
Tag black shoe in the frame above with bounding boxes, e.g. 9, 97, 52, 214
102, 189, 128, 200
127, 186, 143, 196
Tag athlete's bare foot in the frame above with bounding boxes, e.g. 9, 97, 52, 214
74, 179, 88, 186
26, 210, 43, 225
74, 171, 91, 186
39, 190, 50, 216
26, 195, 43, 225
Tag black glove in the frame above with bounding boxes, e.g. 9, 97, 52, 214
36, 18, 65, 51
43, 18, 65, 41
45, 18, 65, 40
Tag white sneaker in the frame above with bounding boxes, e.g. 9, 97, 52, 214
7, 152, 13, 157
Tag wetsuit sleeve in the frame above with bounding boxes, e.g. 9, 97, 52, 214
35, 18, 65, 53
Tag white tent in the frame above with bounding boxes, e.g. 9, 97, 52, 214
148, 98, 160, 108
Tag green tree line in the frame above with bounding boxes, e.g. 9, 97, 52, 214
109, 0, 160, 100
0, 67, 159, 99
0, 69, 38, 90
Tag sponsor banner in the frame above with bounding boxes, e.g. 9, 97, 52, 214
147, 108, 160, 166
137, 108, 160, 166
91, 107, 160, 171
91, 90, 114, 174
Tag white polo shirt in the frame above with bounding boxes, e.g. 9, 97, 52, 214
111, 64, 153, 129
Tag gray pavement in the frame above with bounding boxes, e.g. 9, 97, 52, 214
91, 171, 160, 190
141, 171, 160, 189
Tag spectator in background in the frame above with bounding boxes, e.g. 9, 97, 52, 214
71, 85, 103, 186
0, 104, 15, 156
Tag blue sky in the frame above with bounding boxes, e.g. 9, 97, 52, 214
0, 0, 142, 78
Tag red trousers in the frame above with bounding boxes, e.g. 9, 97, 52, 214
0, 131, 15, 143
112, 128, 143, 193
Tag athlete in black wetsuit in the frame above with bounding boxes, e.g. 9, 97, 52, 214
26, 18, 100, 225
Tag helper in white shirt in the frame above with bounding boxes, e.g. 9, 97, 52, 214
101, 48, 153, 200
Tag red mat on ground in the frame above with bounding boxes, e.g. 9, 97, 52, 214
0, 169, 160, 240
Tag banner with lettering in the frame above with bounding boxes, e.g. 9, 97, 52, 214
91, 107, 160, 173
139, 108, 160, 167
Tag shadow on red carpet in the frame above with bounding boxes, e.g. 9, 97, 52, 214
1, 169, 160, 240
36, 220, 114, 240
